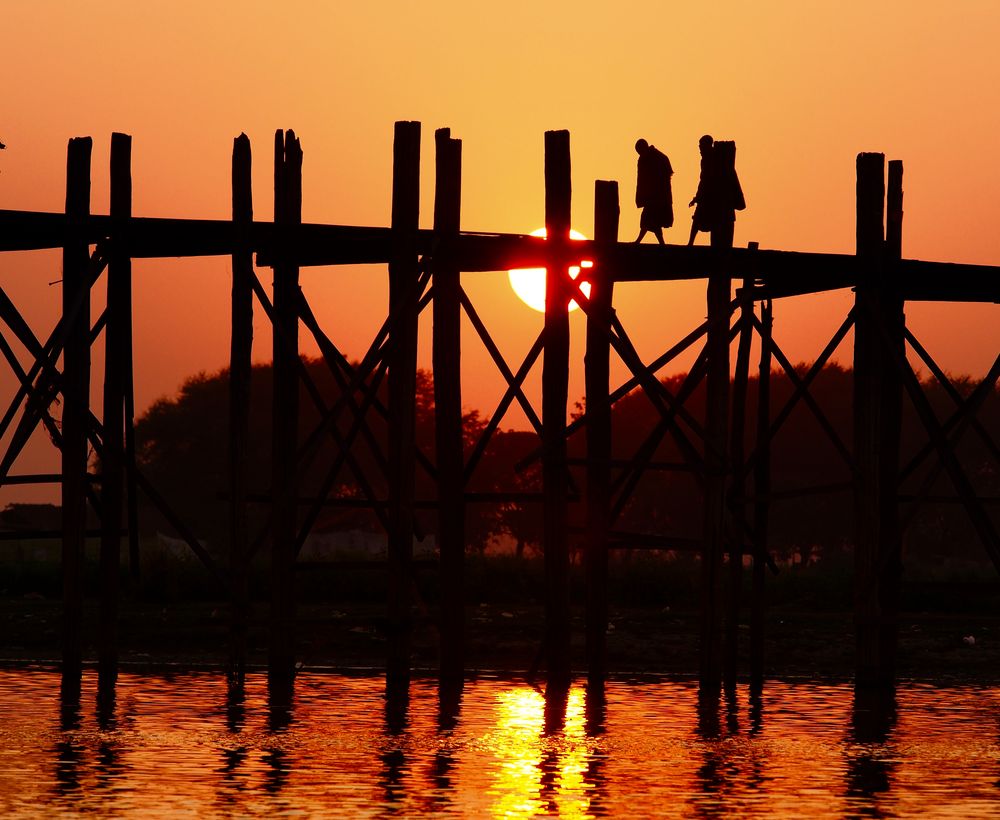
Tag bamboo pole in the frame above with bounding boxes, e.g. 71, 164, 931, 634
269, 129, 302, 693
229, 133, 253, 689
585, 179, 619, 685
98, 132, 131, 690
543, 129, 572, 690
387, 121, 421, 700
62, 136, 92, 692
750, 299, 772, 692
432, 127, 464, 686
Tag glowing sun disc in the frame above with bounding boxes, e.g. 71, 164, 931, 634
508, 228, 593, 312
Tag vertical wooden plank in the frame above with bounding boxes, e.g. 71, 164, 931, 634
62, 136, 92, 689
878, 159, 905, 682
387, 120, 421, 701
585, 179, 618, 685
270, 129, 302, 694
700, 191, 733, 698
853, 151, 887, 688
724, 285, 754, 691
750, 299, 772, 693
433, 127, 464, 687
229, 133, 253, 689
99, 132, 131, 690
543, 129, 572, 690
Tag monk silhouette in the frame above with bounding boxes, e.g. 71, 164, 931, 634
634, 139, 673, 244
688, 134, 746, 247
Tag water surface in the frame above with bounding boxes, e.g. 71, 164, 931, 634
1, 669, 998, 817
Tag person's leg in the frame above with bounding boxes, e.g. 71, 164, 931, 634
635, 229, 647, 243
653, 227, 664, 244
687, 222, 698, 246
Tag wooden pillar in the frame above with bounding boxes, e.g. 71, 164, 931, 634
750, 299, 773, 692
387, 121, 420, 698
700, 149, 734, 698
99, 132, 131, 689
585, 179, 618, 685
61, 136, 92, 690
853, 152, 903, 689
433, 127, 464, 686
724, 284, 754, 691
229, 133, 253, 688
543, 129, 572, 689
270, 129, 302, 693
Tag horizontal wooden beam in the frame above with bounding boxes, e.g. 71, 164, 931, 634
2, 209, 998, 300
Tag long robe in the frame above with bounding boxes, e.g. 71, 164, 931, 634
636, 145, 674, 230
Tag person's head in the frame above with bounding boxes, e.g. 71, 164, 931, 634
699, 134, 713, 156
635, 138, 648, 155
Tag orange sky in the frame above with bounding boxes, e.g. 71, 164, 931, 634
2, 2, 1000, 502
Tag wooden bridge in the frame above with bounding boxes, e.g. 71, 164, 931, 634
1, 122, 998, 706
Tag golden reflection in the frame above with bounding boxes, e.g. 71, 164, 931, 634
487, 685, 595, 819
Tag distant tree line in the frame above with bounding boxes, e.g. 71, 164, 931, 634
104, 358, 999, 567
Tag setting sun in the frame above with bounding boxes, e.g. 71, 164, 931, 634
508, 228, 593, 313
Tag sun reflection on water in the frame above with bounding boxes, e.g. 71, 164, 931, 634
487, 685, 593, 819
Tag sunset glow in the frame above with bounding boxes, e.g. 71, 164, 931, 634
507, 228, 593, 312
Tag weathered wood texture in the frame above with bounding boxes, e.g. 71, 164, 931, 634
387, 121, 421, 696
585, 179, 619, 684
62, 136, 92, 684
269, 129, 302, 691
229, 133, 253, 687
432, 127, 464, 684
543, 129, 572, 689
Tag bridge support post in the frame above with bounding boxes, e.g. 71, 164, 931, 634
99, 132, 132, 694
543, 129, 572, 691
725, 280, 754, 691
433, 127, 464, 690
585, 179, 618, 685
853, 152, 904, 689
269, 129, 302, 698
62, 136, 92, 702
750, 298, 773, 693
700, 145, 735, 698
387, 121, 421, 710
229, 133, 253, 690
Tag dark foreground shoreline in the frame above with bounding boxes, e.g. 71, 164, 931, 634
3, 597, 999, 684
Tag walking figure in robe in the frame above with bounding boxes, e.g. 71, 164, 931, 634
688, 134, 746, 247
634, 139, 674, 244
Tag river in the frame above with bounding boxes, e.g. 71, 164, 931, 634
1, 668, 998, 817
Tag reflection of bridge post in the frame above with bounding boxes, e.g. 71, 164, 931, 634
543, 130, 572, 689
62, 136, 92, 694
433, 127, 465, 687
269, 129, 302, 693
853, 153, 904, 689
387, 121, 421, 699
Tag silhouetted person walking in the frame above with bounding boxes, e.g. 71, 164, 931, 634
634, 139, 673, 244
687, 135, 745, 248
687, 135, 715, 246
